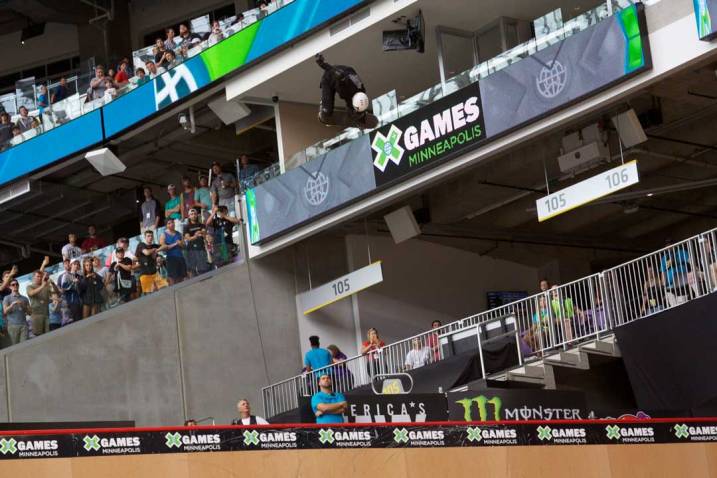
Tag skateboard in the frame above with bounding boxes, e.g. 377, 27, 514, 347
319, 110, 379, 130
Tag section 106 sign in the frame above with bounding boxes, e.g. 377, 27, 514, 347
537, 161, 639, 222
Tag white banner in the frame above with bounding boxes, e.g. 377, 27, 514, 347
537, 161, 639, 222
298, 262, 383, 315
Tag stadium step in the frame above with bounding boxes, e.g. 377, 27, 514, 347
506, 362, 555, 387
579, 334, 621, 357
543, 349, 591, 370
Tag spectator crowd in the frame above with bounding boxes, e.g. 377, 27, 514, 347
0, 158, 262, 348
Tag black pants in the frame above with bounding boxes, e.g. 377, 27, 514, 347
49, 323, 62, 331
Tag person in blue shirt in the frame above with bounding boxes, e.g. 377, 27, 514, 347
311, 374, 347, 424
304, 335, 332, 373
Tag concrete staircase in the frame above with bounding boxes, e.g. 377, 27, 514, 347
490, 334, 621, 389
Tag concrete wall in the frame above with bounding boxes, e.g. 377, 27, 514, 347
0, 248, 300, 426
347, 234, 539, 345
276, 101, 344, 171
0, 23, 79, 76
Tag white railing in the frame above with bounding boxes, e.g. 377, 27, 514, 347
262, 226, 717, 418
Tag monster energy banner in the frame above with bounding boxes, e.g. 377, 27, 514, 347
694, 0, 717, 40
246, 5, 651, 245
448, 388, 588, 422
0, 419, 716, 459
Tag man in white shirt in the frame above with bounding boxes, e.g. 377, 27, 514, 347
61, 233, 83, 261
404, 338, 431, 370
231, 398, 269, 425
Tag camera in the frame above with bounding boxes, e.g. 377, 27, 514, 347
178, 113, 189, 130
271, 95, 279, 103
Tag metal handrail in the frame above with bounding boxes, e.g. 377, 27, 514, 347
262, 225, 717, 418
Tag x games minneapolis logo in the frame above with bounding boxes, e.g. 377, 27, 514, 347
393, 428, 409, 444
537, 426, 553, 441
83, 435, 101, 451
674, 424, 689, 439
466, 427, 482, 443
0, 438, 17, 455
606, 425, 621, 440
318, 429, 334, 445
243, 430, 260, 446
165, 432, 182, 448
372, 125, 404, 172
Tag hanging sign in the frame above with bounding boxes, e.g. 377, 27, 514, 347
537, 161, 639, 222
298, 261, 383, 315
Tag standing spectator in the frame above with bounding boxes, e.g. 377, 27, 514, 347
120, 57, 134, 77
37, 85, 49, 115
0, 266, 18, 337
59, 260, 82, 322
15, 106, 37, 132
210, 161, 237, 215
155, 256, 170, 289
51, 78, 70, 103
231, 399, 269, 425
102, 79, 117, 103
238, 154, 259, 190
184, 208, 209, 278
164, 184, 182, 223
145, 60, 166, 79
88, 65, 107, 100
180, 176, 196, 220
160, 218, 186, 285
641, 264, 665, 315
140, 186, 161, 233
164, 28, 180, 51
2, 279, 30, 345
426, 320, 442, 362
81, 224, 107, 253
79, 258, 104, 318
154, 38, 166, 62
549, 286, 580, 343
361, 328, 385, 378
48, 292, 66, 331
135, 68, 149, 85
62, 233, 83, 260
404, 337, 431, 370
135, 230, 162, 295
114, 61, 130, 86
109, 247, 135, 304
327, 344, 353, 390
207, 20, 224, 46
661, 239, 691, 306
178, 23, 202, 48
105, 238, 134, 268
539, 278, 551, 292
206, 205, 238, 266
0, 112, 13, 147
163, 50, 180, 69
194, 175, 212, 221
311, 374, 347, 424
26, 270, 60, 336
92, 256, 107, 281
304, 335, 332, 373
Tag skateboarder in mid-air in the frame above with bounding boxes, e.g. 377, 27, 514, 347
315, 53, 378, 129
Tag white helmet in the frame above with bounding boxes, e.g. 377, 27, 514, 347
352, 92, 370, 113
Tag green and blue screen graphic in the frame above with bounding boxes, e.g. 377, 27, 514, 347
0, 0, 365, 187
694, 0, 717, 40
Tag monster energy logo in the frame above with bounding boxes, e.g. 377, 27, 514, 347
455, 395, 503, 421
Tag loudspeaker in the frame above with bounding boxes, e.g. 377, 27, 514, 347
208, 97, 251, 125
85, 148, 126, 176
611, 109, 647, 148
384, 206, 421, 244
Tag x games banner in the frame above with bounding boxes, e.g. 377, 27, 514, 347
369, 85, 486, 187
0, 419, 716, 459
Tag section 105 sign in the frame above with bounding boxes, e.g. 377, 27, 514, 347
537, 161, 639, 222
